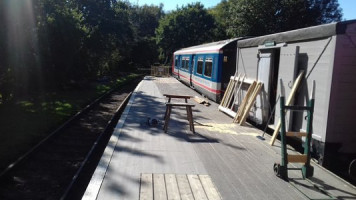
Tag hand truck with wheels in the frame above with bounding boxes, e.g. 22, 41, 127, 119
274, 80, 315, 180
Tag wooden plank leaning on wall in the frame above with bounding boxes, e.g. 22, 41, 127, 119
269, 71, 305, 146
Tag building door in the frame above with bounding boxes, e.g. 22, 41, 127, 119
256, 53, 272, 124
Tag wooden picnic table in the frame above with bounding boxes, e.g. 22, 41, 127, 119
163, 94, 195, 133
163, 94, 193, 103
163, 102, 195, 133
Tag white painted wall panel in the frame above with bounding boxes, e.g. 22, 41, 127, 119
237, 48, 259, 79
274, 46, 299, 130
291, 37, 336, 143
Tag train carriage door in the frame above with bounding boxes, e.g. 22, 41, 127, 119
256, 53, 272, 124
190, 55, 195, 86
178, 55, 182, 79
174, 55, 180, 78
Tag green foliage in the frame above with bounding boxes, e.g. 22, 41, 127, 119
129, 4, 164, 67
0, 0, 160, 103
208, 0, 230, 40
155, 3, 216, 63
37, 0, 88, 83
224, 0, 343, 37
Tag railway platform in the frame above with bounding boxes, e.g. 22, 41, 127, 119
83, 76, 356, 200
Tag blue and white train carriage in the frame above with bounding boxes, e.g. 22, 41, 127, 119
172, 38, 239, 102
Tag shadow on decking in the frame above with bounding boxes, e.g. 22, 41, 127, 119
102, 85, 247, 198
308, 176, 356, 199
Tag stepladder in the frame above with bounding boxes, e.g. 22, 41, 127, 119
274, 80, 315, 180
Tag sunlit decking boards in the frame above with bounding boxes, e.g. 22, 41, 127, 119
83, 76, 356, 200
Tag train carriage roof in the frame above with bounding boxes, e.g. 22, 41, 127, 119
238, 20, 356, 48
174, 38, 241, 55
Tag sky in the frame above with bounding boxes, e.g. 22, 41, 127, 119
131, 0, 356, 21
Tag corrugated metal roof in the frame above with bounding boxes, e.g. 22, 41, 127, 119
174, 38, 241, 55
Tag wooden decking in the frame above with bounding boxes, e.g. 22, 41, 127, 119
139, 174, 221, 200
83, 76, 356, 200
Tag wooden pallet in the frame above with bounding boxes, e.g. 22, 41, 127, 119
218, 74, 245, 117
233, 82, 263, 125
238, 82, 263, 125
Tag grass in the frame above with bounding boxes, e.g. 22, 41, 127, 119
0, 74, 140, 171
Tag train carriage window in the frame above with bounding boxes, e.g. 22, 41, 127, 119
197, 58, 203, 74
204, 58, 213, 77
185, 57, 190, 70
182, 57, 189, 70
175, 57, 178, 67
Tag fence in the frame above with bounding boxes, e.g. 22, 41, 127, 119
151, 66, 170, 77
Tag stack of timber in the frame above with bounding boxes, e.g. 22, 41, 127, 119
218, 74, 246, 117
233, 81, 263, 125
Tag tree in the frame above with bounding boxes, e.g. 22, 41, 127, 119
129, 4, 164, 67
78, 0, 134, 76
226, 0, 343, 37
36, 0, 88, 85
155, 3, 216, 63
208, 0, 230, 39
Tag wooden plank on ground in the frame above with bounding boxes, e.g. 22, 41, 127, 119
154, 174, 168, 200
218, 106, 237, 118
270, 71, 305, 146
140, 173, 153, 200
198, 175, 222, 200
165, 174, 181, 200
176, 175, 194, 200
187, 175, 208, 200
194, 96, 205, 104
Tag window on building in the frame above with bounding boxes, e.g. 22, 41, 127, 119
204, 58, 213, 77
197, 58, 203, 74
